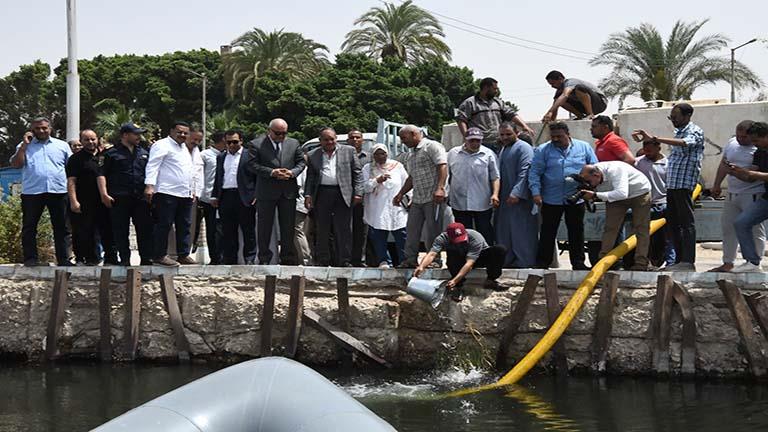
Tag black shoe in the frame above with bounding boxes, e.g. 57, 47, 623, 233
450, 287, 466, 302
24, 260, 43, 267
139, 259, 153, 266
483, 279, 506, 291
572, 264, 591, 271
244, 260, 255, 265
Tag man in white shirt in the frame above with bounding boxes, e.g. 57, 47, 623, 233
144, 121, 196, 266
710, 120, 765, 272
579, 161, 654, 270
197, 131, 226, 264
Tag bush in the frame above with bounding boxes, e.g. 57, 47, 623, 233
0, 195, 54, 263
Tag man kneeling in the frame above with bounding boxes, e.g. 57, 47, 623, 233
414, 222, 507, 301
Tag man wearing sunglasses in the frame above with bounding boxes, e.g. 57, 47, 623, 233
248, 118, 306, 265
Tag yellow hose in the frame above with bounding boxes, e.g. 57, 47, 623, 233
447, 185, 702, 397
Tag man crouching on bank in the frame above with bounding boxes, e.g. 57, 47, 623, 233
414, 222, 507, 301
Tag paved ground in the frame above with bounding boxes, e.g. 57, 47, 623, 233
556, 244, 726, 272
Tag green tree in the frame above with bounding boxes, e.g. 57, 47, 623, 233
342, 0, 451, 65
0, 61, 57, 161
93, 100, 158, 142
223, 28, 330, 100
590, 19, 763, 103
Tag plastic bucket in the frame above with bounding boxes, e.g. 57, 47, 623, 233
406, 277, 447, 309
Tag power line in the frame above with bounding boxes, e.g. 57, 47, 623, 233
416, 3, 598, 56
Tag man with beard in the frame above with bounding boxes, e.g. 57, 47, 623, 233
456, 77, 535, 153
633, 103, 704, 271
10, 117, 72, 266
66, 129, 117, 265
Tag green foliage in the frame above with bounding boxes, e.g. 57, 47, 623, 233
0, 195, 54, 264
342, 0, 451, 65
0, 61, 56, 162
590, 19, 763, 103
223, 28, 330, 100
93, 101, 158, 143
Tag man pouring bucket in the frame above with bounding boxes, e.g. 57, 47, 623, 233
413, 222, 507, 301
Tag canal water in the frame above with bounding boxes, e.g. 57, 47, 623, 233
1, 362, 767, 431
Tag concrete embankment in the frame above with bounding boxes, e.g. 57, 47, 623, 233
0, 265, 765, 377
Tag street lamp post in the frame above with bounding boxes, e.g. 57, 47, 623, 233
66, 0, 79, 141
183, 68, 207, 145
730, 38, 758, 103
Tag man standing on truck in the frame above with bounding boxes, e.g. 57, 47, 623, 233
633, 103, 704, 271
542, 71, 607, 122
710, 120, 764, 273
456, 77, 535, 153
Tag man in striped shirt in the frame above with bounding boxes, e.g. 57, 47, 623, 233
633, 103, 704, 271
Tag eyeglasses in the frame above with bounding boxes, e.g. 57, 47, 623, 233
270, 129, 288, 136
226, 140, 241, 144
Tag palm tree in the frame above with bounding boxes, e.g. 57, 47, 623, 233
590, 19, 762, 104
93, 99, 156, 142
342, 0, 451, 65
223, 28, 330, 99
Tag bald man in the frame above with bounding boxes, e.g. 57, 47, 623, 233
248, 118, 306, 265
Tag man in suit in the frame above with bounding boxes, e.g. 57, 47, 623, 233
304, 127, 363, 267
211, 130, 258, 264
247, 118, 306, 265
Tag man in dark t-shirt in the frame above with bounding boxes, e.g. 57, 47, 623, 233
414, 222, 507, 300
543, 70, 607, 122
66, 129, 116, 265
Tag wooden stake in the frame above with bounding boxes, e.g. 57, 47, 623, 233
284, 275, 306, 358
496, 274, 541, 369
45, 270, 70, 361
672, 282, 696, 375
652, 274, 674, 374
337, 277, 353, 367
122, 269, 142, 361
303, 310, 391, 368
543, 272, 568, 375
260, 275, 277, 357
158, 274, 191, 363
718, 280, 767, 377
745, 293, 768, 341
591, 272, 619, 373
98, 268, 113, 362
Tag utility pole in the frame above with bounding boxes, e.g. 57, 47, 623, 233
730, 38, 757, 103
66, 0, 80, 141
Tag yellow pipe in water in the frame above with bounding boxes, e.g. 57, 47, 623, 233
447, 185, 702, 397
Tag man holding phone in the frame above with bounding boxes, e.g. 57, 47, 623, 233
710, 120, 764, 272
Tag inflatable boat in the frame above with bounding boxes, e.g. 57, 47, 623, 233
93, 357, 396, 431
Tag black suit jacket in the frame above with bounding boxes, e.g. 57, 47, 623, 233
212, 146, 257, 207
247, 135, 306, 200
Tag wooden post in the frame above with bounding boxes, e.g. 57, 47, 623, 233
337, 277, 352, 366
98, 268, 113, 362
496, 274, 541, 369
590, 272, 619, 373
543, 272, 568, 375
158, 274, 191, 363
45, 270, 70, 361
122, 269, 142, 361
260, 275, 277, 357
303, 310, 391, 368
284, 275, 306, 358
672, 282, 697, 375
745, 293, 768, 341
718, 280, 767, 377
652, 274, 675, 374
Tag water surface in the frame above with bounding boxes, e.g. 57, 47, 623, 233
1, 363, 767, 431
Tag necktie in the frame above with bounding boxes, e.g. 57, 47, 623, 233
275, 142, 282, 160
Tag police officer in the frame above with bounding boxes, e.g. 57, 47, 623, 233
96, 123, 153, 266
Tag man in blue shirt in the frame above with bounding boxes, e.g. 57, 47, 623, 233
10, 117, 73, 266
529, 122, 598, 269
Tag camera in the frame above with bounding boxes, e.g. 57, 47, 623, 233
564, 173, 594, 205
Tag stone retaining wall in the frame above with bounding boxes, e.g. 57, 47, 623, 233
0, 265, 764, 377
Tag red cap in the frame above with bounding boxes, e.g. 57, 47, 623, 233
447, 222, 468, 243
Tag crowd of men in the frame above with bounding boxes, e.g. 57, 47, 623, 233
11, 70, 768, 290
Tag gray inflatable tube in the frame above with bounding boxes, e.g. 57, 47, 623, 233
92, 357, 396, 432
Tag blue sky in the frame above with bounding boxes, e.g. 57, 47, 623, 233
2, 0, 766, 119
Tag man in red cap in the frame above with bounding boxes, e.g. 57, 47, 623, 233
414, 222, 507, 301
